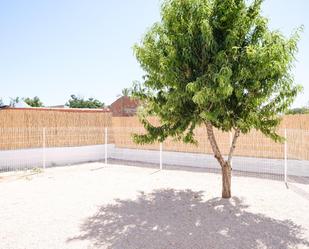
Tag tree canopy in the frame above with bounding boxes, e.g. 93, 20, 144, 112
132, 0, 302, 198
9, 96, 44, 107
121, 88, 130, 97
24, 96, 44, 107
66, 95, 105, 109
132, 0, 302, 143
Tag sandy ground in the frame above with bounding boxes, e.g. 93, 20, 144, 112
0, 163, 309, 249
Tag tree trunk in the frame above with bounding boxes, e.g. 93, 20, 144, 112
205, 122, 239, 199
222, 163, 232, 198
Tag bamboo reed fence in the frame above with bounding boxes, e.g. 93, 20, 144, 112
0, 108, 112, 150
0, 108, 308, 160
112, 116, 309, 160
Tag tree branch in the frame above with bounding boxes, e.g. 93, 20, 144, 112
227, 128, 240, 164
205, 122, 226, 167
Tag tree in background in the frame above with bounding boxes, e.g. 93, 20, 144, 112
9, 96, 43, 107
9, 97, 21, 107
287, 101, 309, 114
121, 88, 130, 97
24, 96, 44, 107
132, 0, 302, 198
66, 95, 105, 109
0, 98, 3, 106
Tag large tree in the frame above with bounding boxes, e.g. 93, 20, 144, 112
132, 0, 302, 198
66, 95, 105, 109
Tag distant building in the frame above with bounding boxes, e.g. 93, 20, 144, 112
11, 100, 31, 108
110, 96, 140, 117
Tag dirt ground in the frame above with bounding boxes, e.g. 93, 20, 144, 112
0, 163, 309, 249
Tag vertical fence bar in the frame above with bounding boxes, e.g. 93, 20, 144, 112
160, 142, 163, 170
42, 127, 46, 169
284, 128, 287, 184
105, 127, 108, 165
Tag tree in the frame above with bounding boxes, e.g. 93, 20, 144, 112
66, 95, 105, 109
121, 88, 130, 97
24, 96, 44, 107
9, 97, 21, 107
286, 107, 309, 115
132, 0, 302, 198
0, 98, 3, 106
287, 101, 309, 114
9, 96, 43, 107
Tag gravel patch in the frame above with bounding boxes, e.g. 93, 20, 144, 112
0, 163, 309, 249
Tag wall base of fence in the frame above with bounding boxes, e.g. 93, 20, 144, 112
1, 145, 309, 180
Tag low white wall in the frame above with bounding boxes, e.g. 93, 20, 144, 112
0, 145, 113, 171
109, 147, 309, 177
0, 144, 308, 178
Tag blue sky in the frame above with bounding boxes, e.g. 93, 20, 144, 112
0, 0, 308, 107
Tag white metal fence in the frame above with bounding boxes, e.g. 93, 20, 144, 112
0, 127, 308, 184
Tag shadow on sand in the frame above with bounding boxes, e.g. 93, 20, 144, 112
68, 189, 309, 249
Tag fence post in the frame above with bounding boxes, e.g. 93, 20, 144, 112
160, 142, 163, 170
284, 128, 288, 184
105, 127, 108, 165
42, 127, 46, 169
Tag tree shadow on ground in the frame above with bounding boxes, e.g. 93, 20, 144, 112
68, 189, 309, 249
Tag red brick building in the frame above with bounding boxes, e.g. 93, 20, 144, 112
109, 96, 140, 117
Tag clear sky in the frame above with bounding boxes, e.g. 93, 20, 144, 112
0, 0, 308, 107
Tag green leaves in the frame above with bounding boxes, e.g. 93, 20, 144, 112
23, 96, 44, 107
132, 0, 302, 144
66, 95, 104, 109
